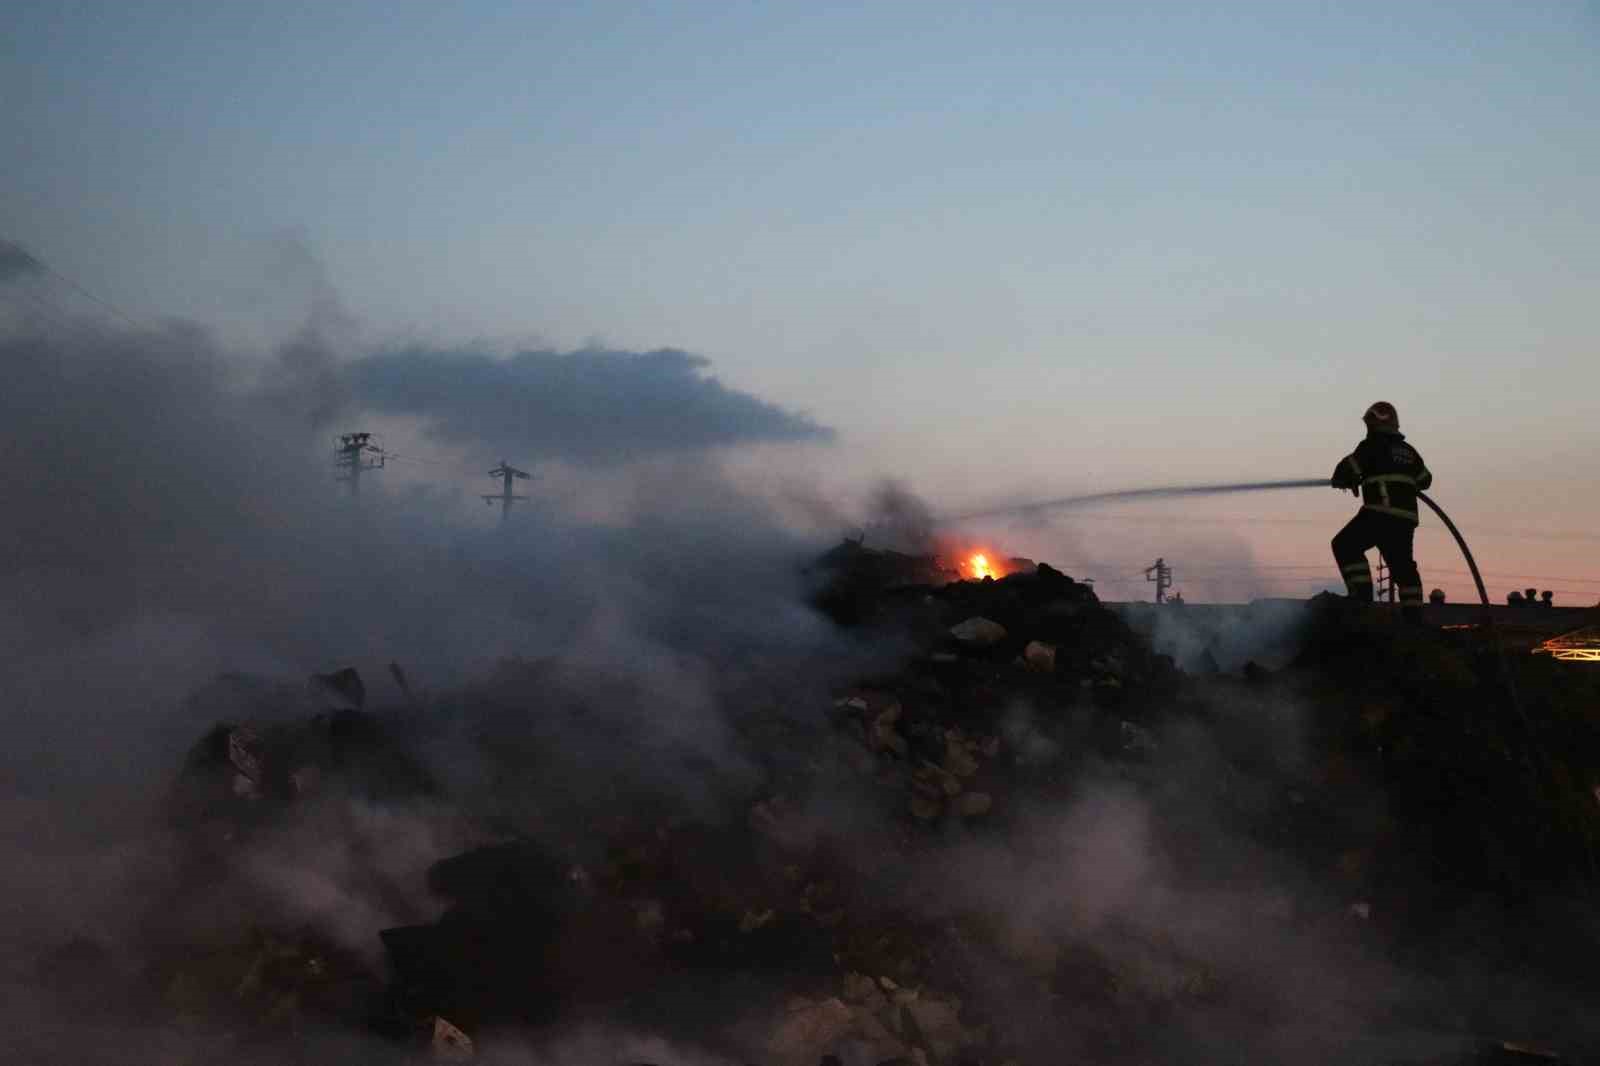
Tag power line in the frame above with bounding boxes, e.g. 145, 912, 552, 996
33, 258, 146, 330
384, 452, 450, 468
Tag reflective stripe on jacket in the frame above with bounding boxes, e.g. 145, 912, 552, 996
1330, 429, 1433, 524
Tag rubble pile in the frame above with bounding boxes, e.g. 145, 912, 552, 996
30, 562, 1600, 1064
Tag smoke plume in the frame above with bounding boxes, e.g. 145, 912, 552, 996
346, 345, 833, 464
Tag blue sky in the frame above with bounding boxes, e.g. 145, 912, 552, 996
5, 2, 1598, 601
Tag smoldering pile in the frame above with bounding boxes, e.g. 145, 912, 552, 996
26, 557, 1600, 1066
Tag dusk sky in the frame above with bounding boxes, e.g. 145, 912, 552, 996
5, 1, 1597, 604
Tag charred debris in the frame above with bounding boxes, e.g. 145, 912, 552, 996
39, 548, 1600, 1065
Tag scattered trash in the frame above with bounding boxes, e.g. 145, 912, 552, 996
1023, 640, 1057, 673
431, 1015, 473, 1060
949, 617, 1007, 647
953, 792, 993, 817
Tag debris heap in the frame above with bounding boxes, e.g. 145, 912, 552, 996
33, 561, 1600, 1065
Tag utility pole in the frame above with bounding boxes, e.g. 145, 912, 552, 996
335, 432, 385, 496
482, 460, 531, 523
1144, 558, 1173, 604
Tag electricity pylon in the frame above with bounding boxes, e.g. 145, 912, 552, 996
1144, 558, 1173, 604
335, 432, 385, 496
483, 461, 532, 523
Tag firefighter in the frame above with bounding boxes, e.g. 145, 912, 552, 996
1329, 402, 1433, 621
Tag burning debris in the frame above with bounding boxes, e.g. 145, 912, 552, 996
18, 561, 1600, 1065
807, 537, 1035, 626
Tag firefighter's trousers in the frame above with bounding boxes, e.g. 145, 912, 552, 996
1331, 509, 1423, 610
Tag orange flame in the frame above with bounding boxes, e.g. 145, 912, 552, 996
946, 544, 1011, 581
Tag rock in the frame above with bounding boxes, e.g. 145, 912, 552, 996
768, 997, 853, 1066
850, 1008, 909, 1062
290, 765, 321, 796
1242, 660, 1272, 683
751, 796, 818, 852
909, 794, 943, 821
227, 726, 264, 782
902, 997, 980, 1061
943, 736, 979, 778
842, 971, 882, 1004
871, 704, 909, 757
432, 1016, 474, 1060
310, 666, 366, 709
950, 617, 1007, 647
1091, 649, 1128, 680
1023, 641, 1057, 673
916, 762, 963, 797
1493, 1040, 1560, 1061
1119, 720, 1157, 757
953, 792, 993, 817
636, 899, 666, 934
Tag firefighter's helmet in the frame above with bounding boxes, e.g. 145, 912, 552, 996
1362, 401, 1399, 432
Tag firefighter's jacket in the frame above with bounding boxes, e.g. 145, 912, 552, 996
1330, 430, 1433, 524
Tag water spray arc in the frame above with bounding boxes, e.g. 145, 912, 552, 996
940, 479, 1328, 523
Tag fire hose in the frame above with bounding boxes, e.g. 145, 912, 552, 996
1417, 491, 1488, 608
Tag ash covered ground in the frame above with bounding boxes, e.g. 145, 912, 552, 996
4, 308, 1600, 1066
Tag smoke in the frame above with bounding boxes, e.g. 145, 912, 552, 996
4, 271, 1591, 1063
1127, 598, 1317, 673
258, 234, 359, 426
346, 344, 834, 464
859, 479, 939, 552
0, 275, 873, 1062
892, 707, 1441, 1064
